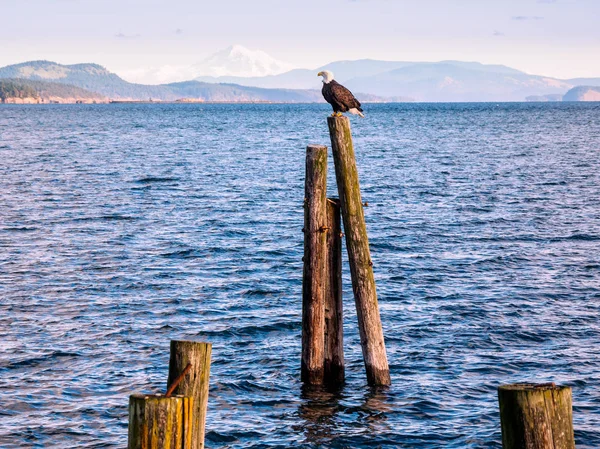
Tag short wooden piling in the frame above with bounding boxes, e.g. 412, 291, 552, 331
498, 383, 575, 449
301, 144, 328, 385
167, 341, 212, 449
128, 394, 194, 449
327, 116, 391, 386
324, 198, 344, 386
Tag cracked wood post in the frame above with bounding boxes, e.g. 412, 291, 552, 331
167, 341, 212, 449
498, 383, 575, 449
128, 394, 194, 449
324, 198, 344, 386
327, 116, 391, 386
302, 144, 328, 385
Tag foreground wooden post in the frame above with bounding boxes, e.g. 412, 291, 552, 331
167, 341, 212, 449
128, 394, 194, 449
324, 198, 344, 386
301, 144, 328, 385
327, 116, 391, 386
498, 383, 575, 449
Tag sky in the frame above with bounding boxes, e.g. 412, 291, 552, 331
1, 0, 599, 79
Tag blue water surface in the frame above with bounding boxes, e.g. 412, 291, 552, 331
0, 102, 599, 448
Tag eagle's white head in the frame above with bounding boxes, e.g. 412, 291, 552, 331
317, 70, 334, 84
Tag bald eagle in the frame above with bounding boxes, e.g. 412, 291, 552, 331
318, 70, 364, 118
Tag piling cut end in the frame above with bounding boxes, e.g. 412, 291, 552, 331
327, 116, 351, 125
498, 382, 563, 391
498, 382, 575, 449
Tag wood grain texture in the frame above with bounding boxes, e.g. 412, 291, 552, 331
324, 198, 345, 387
167, 341, 212, 449
301, 145, 328, 385
128, 394, 194, 449
327, 116, 391, 386
498, 383, 575, 449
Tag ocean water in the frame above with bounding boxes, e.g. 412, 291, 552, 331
0, 102, 599, 448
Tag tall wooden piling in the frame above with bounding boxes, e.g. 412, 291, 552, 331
498, 383, 575, 449
327, 116, 391, 386
167, 341, 212, 449
128, 394, 194, 449
324, 198, 344, 386
302, 145, 328, 385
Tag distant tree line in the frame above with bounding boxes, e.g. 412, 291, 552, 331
0, 80, 38, 100
0, 78, 106, 101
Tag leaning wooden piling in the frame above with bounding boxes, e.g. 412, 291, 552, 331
128, 394, 194, 449
167, 341, 212, 449
498, 383, 575, 449
301, 145, 328, 385
324, 198, 344, 386
327, 116, 391, 386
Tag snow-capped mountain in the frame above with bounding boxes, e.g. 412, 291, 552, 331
190, 45, 294, 78
119, 45, 294, 84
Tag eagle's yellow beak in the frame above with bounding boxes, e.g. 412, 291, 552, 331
317, 71, 323, 76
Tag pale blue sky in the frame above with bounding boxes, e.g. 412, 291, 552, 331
2, 0, 599, 78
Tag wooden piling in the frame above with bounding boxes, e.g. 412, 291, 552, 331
167, 341, 212, 449
498, 383, 575, 449
301, 144, 328, 385
327, 116, 391, 386
324, 198, 344, 386
128, 394, 194, 449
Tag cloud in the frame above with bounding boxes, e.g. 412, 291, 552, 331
115, 32, 141, 39
537, 0, 556, 3
493, 30, 505, 37
512, 15, 544, 20
175, 29, 183, 35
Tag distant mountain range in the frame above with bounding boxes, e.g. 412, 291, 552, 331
1, 49, 599, 103
195, 58, 600, 102
0, 60, 399, 103
563, 86, 600, 102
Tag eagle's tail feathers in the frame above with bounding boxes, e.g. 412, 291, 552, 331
349, 108, 365, 118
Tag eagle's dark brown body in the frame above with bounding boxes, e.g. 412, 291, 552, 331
322, 80, 363, 114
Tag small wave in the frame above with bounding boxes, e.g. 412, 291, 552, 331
71, 215, 136, 222
205, 431, 239, 444
241, 288, 283, 297
2, 226, 38, 232
197, 321, 297, 338
161, 249, 208, 259
3, 351, 81, 370
218, 379, 280, 394
537, 181, 567, 186
135, 177, 180, 183
550, 233, 600, 242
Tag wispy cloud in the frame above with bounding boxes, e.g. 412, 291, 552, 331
115, 32, 141, 39
175, 29, 184, 35
493, 30, 505, 37
512, 15, 544, 21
